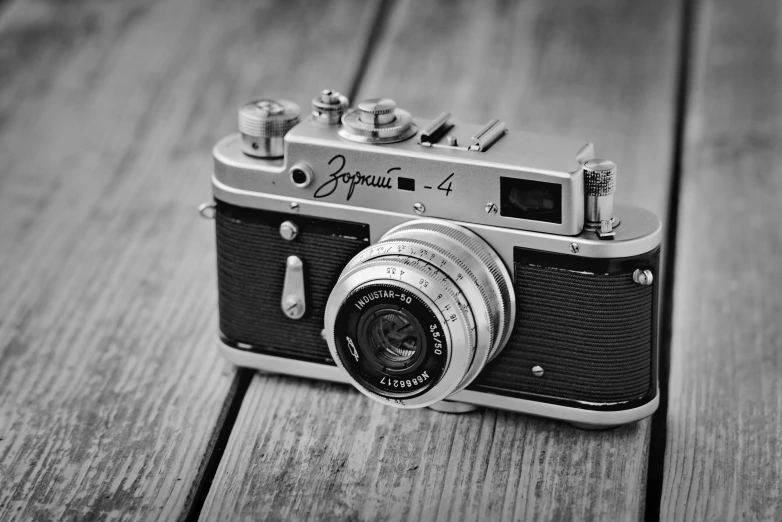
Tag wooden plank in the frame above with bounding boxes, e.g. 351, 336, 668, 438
202, 0, 682, 519
661, 0, 782, 519
0, 0, 378, 520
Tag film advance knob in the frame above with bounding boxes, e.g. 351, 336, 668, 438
238, 99, 300, 158
583, 159, 618, 237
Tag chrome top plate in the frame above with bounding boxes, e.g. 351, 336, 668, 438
214, 115, 593, 236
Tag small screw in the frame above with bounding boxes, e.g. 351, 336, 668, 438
198, 202, 216, 220
633, 269, 654, 286
532, 365, 544, 377
485, 202, 498, 215
290, 202, 300, 212
279, 221, 298, 241
283, 297, 304, 319
447, 135, 458, 146
413, 202, 425, 215
569, 243, 580, 254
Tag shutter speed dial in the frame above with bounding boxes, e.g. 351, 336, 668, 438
357, 98, 396, 125
338, 98, 418, 144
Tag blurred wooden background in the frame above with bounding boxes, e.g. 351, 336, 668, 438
0, 0, 779, 520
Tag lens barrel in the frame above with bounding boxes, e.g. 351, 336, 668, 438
324, 220, 515, 408
332, 283, 453, 400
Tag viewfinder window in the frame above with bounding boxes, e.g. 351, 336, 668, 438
500, 177, 562, 224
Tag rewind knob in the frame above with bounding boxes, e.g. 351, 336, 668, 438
238, 99, 300, 158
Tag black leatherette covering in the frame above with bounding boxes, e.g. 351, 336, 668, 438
216, 201, 368, 364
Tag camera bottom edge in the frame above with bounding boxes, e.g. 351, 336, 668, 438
218, 342, 659, 428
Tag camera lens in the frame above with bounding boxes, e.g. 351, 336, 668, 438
324, 219, 515, 408
332, 284, 450, 400
359, 307, 423, 370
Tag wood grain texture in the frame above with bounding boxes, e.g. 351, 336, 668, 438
0, 0, 377, 520
203, 375, 650, 521
202, 1, 682, 520
661, 0, 782, 519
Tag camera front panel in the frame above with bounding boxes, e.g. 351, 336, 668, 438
468, 247, 659, 411
215, 200, 366, 364
215, 196, 658, 414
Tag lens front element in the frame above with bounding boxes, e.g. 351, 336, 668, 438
334, 284, 451, 399
361, 308, 421, 368
325, 219, 515, 408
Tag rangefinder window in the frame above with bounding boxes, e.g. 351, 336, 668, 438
500, 177, 562, 224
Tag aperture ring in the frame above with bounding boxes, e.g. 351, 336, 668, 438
375, 238, 495, 341
388, 222, 513, 349
359, 255, 477, 347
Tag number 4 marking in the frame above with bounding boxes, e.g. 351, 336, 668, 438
438, 173, 455, 196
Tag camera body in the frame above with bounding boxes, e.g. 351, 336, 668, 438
207, 91, 661, 427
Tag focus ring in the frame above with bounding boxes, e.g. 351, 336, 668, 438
372, 238, 495, 351
381, 221, 515, 359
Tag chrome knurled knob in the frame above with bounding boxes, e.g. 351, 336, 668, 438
339, 97, 417, 144
238, 99, 300, 158
583, 159, 617, 197
311, 89, 349, 125
357, 98, 396, 125
583, 159, 618, 236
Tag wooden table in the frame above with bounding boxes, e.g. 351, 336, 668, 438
0, 0, 779, 520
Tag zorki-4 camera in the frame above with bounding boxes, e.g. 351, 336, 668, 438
200, 89, 661, 428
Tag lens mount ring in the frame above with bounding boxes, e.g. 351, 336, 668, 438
326, 219, 514, 408
325, 259, 475, 408
340, 221, 515, 394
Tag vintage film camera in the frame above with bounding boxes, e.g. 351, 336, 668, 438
201, 90, 661, 428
